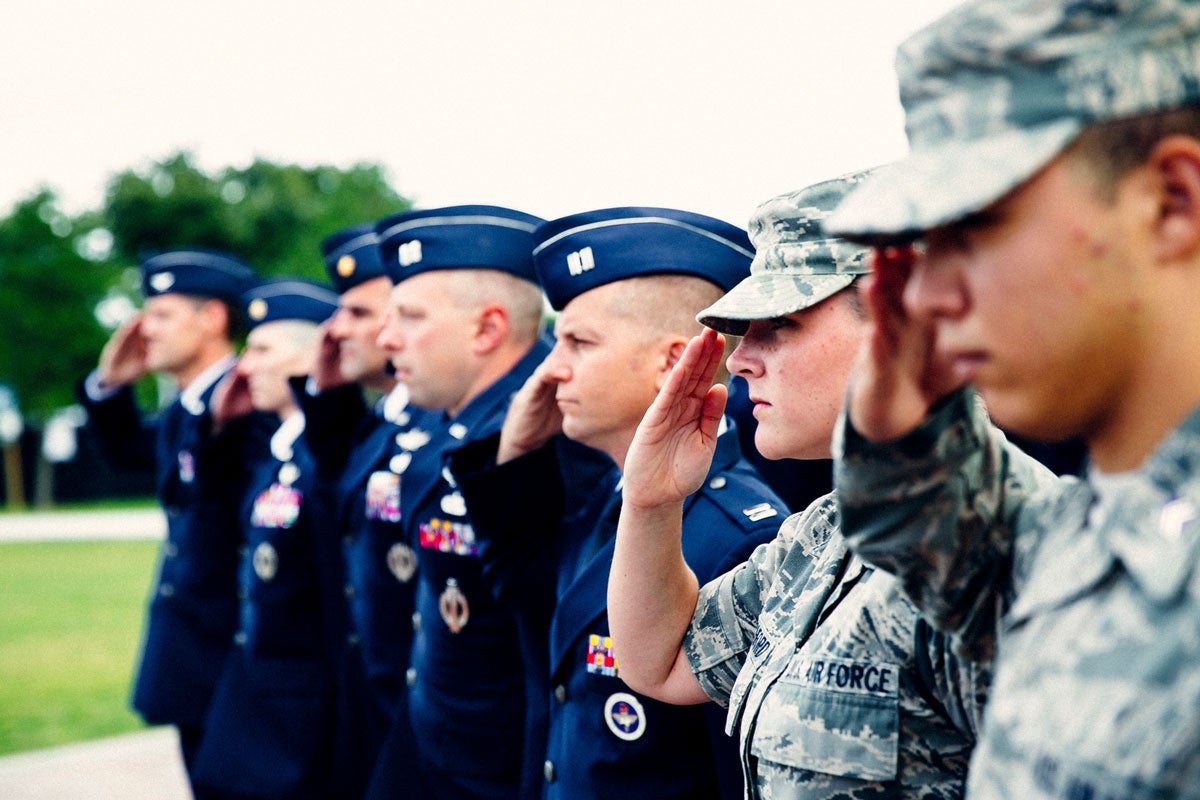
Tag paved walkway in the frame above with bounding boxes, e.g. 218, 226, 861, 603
0, 508, 178, 796
0, 728, 189, 800
0, 506, 165, 542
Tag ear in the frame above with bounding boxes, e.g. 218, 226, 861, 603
1149, 135, 1200, 263
472, 304, 511, 355
199, 299, 231, 337
653, 337, 690, 392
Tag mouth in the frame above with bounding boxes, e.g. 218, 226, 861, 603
943, 350, 988, 382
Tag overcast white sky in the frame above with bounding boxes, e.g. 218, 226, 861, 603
1, 1, 962, 229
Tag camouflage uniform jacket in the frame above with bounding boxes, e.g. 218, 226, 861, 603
684, 492, 987, 799
835, 388, 1200, 798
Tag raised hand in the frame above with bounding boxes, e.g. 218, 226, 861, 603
98, 314, 149, 388
497, 360, 565, 464
622, 328, 727, 510
211, 369, 254, 431
312, 322, 346, 392
848, 246, 963, 441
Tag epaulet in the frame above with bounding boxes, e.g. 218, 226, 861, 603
697, 465, 786, 532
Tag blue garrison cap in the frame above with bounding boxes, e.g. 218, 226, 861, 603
242, 278, 339, 330
532, 207, 754, 311
320, 222, 387, 293
140, 251, 256, 303
375, 205, 544, 286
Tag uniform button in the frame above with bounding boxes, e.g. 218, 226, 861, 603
343, 584, 355, 599
406, 667, 417, 687
347, 633, 360, 647
543, 760, 556, 784
158, 583, 175, 597
708, 476, 727, 490
554, 685, 568, 703
233, 631, 248, 647
411, 612, 421, 632
162, 542, 178, 557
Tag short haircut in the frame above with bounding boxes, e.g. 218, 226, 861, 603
1066, 103, 1200, 201
442, 268, 547, 344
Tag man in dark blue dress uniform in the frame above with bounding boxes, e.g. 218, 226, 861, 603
451, 208, 786, 799
190, 278, 340, 799
371, 205, 550, 799
77, 251, 256, 796
291, 222, 426, 799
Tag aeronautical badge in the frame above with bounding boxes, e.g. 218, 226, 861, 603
438, 578, 469, 633
251, 483, 302, 529
365, 471, 401, 522
604, 692, 646, 741
177, 450, 195, 483
440, 491, 467, 517
395, 429, 431, 451
253, 542, 278, 581
387, 542, 417, 583
390, 452, 412, 475
337, 254, 356, 277
586, 634, 619, 677
277, 462, 300, 486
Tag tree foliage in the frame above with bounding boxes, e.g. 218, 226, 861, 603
1, 152, 411, 420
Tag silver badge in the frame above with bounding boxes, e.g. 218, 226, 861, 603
438, 578, 469, 633
253, 542, 278, 582
278, 462, 300, 485
440, 491, 467, 517
390, 452, 412, 475
387, 543, 417, 583
149, 271, 175, 293
604, 692, 646, 741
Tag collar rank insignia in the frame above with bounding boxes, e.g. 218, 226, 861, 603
587, 634, 619, 677
743, 502, 778, 522
395, 429, 431, 452
604, 692, 646, 741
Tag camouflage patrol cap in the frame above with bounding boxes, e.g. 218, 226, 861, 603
697, 172, 872, 335
826, 0, 1200, 242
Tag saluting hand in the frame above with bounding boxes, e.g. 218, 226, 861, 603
622, 328, 726, 511
98, 314, 149, 388
211, 369, 254, 431
312, 322, 346, 392
848, 246, 962, 441
497, 361, 564, 464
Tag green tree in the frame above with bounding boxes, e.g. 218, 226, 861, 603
104, 151, 410, 279
0, 190, 121, 418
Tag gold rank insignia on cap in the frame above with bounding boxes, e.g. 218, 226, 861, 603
248, 298, 268, 320
337, 254, 357, 277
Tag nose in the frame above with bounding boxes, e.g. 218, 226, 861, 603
376, 310, 402, 353
902, 249, 968, 322
726, 332, 763, 379
541, 341, 572, 383
327, 308, 350, 339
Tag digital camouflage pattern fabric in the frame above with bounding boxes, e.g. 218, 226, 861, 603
836, 389, 1200, 798
684, 494, 988, 799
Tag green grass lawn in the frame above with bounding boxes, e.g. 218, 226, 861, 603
0, 539, 159, 755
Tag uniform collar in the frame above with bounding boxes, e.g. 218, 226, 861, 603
270, 412, 306, 463
179, 354, 236, 415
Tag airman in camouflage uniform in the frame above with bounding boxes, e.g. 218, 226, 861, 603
826, 1, 1200, 797
609, 175, 988, 799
